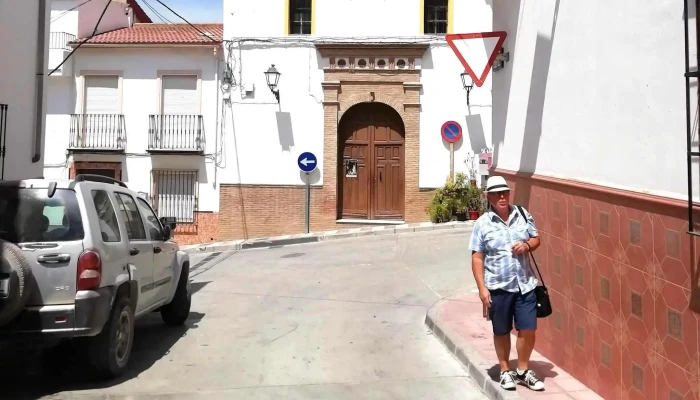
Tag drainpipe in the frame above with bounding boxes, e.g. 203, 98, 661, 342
32, 0, 48, 163
684, 0, 696, 232
213, 46, 221, 188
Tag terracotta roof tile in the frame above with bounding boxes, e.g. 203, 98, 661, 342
75, 23, 222, 45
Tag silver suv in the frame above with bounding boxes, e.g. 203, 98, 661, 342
0, 174, 191, 378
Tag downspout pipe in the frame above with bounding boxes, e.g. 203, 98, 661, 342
32, 0, 48, 163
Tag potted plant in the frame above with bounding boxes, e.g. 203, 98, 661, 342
466, 184, 484, 220
453, 172, 469, 221
464, 152, 479, 186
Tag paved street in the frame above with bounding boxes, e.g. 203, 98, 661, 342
1, 230, 483, 399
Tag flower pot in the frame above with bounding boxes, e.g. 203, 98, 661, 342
455, 211, 468, 221
468, 210, 480, 220
469, 179, 477, 187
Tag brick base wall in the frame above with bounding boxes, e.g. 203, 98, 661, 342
173, 211, 218, 245
218, 184, 434, 241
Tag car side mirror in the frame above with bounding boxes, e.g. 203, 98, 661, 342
162, 225, 172, 241
160, 216, 177, 231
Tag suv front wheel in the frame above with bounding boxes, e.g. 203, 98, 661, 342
88, 296, 134, 378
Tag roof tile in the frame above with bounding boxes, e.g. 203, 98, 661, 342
75, 23, 222, 45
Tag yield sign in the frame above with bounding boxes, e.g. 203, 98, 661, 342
446, 31, 507, 87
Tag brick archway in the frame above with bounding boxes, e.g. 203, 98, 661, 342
338, 93, 405, 121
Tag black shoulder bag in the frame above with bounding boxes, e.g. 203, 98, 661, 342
515, 205, 553, 319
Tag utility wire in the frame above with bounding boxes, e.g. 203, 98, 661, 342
48, 0, 112, 76
141, 0, 173, 24
51, 0, 95, 22
153, 0, 221, 43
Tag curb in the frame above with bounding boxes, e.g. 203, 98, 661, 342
425, 299, 524, 400
182, 221, 474, 255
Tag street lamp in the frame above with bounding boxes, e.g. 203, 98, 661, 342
264, 64, 281, 103
461, 72, 474, 106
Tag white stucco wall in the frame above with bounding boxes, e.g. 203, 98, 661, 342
51, 0, 80, 36
492, 0, 698, 201
223, 0, 494, 189
43, 47, 223, 212
0, 0, 50, 180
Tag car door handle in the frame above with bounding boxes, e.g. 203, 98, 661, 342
153, 247, 162, 254
37, 254, 70, 263
129, 248, 139, 256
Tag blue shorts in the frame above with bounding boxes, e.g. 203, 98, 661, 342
488, 288, 537, 336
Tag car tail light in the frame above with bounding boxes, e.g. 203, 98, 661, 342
77, 250, 102, 291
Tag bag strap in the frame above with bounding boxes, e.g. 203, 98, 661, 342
515, 205, 547, 288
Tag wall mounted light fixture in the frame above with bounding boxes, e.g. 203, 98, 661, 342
264, 64, 281, 103
461, 72, 474, 106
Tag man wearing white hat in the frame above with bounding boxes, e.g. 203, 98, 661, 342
469, 176, 544, 392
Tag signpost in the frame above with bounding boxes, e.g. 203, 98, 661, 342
446, 31, 508, 87
441, 121, 463, 181
297, 151, 317, 233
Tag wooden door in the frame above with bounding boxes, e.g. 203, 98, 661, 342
339, 103, 404, 220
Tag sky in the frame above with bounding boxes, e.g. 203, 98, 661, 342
138, 0, 223, 23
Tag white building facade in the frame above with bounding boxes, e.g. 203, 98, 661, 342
489, 1, 700, 399
219, 0, 493, 240
43, 0, 223, 244
0, 0, 52, 180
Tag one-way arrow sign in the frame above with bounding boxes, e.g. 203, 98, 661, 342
297, 151, 318, 173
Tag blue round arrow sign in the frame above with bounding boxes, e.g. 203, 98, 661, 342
297, 152, 318, 173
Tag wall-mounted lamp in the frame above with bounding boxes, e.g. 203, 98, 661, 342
264, 64, 281, 103
461, 72, 474, 106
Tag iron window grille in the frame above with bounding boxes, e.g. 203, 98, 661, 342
148, 114, 204, 152
0, 104, 7, 180
289, 0, 312, 35
150, 170, 199, 232
424, 0, 448, 35
49, 32, 76, 50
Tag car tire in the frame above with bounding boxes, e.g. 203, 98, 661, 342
0, 239, 33, 327
160, 264, 191, 326
88, 296, 134, 379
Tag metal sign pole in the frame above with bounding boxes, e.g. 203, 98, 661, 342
304, 172, 310, 233
449, 142, 454, 182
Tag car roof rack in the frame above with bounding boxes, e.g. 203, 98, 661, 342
73, 174, 128, 188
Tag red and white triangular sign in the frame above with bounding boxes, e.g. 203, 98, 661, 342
446, 31, 507, 87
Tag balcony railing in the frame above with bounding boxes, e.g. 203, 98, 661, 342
49, 32, 76, 50
148, 114, 204, 153
0, 104, 7, 179
69, 114, 126, 151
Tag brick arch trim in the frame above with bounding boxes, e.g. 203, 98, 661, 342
338, 93, 405, 121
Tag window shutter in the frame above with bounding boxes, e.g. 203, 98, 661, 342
85, 76, 119, 114
162, 75, 197, 114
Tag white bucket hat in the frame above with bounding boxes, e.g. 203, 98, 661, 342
485, 176, 511, 193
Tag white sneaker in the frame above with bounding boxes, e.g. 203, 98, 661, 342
499, 370, 516, 390
515, 369, 545, 391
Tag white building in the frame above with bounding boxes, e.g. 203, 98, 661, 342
218, 0, 493, 240
43, 0, 223, 244
0, 0, 51, 180
489, 1, 699, 399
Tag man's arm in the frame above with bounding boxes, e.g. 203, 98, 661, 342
469, 221, 491, 306
472, 250, 487, 290
523, 207, 541, 252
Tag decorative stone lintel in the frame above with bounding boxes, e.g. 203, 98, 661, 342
322, 101, 340, 106
403, 82, 422, 89
321, 81, 341, 88
403, 102, 421, 107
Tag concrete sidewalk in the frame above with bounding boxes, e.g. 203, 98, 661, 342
180, 220, 474, 254
425, 293, 604, 400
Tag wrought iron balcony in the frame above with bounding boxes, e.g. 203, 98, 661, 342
0, 104, 7, 179
49, 32, 76, 50
148, 115, 204, 153
69, 114, 126, 152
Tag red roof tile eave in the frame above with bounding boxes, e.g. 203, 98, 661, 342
127, 0, 152, 23
75, 42, 222, 47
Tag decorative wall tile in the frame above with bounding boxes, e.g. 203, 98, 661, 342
654, 356, 699, 400
575, 264, 584, 286
629, 220, 641, 245
553, 199, 561, 220
653, 215, 692, 288
575, 205, 583, 227
576, 325, 585, 347
591, 199, 621, 259
601, 342, 611, 366
554, 254, 562, 275
621, 338, 656, 399
654, 280, 698, 372
631, 292, 643, 318
631, 363, 644, 391
601, 277, 611, 300
665, 230, 681, 258
620, 208, 654, 273
594, 320, 623, 399
620, 267, 656, 339
600, 212, 610, 235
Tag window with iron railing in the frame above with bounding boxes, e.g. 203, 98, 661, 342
49, 32, 76, 50
150, 170, 198, 227
148, 114, 204, 152
69, 114, 125, 150
424, 0, 448, 35
289, 0, 312, 35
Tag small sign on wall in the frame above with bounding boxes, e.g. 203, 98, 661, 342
345, 159, 358, 178
479, 152, 492, 175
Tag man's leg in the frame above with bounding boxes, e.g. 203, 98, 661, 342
489, 289, 517, 390
513, 289, 544, 391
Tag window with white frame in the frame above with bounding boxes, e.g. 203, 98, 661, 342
424, 0, 448, 35
289, 0, 312, 35
161, 75, 198, 114
150, 170, 198, 224
84, 75, 119, 114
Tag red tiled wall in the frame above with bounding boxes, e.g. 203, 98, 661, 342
496, 169, 700, 400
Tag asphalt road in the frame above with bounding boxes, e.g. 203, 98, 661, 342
1, 229, 483, 399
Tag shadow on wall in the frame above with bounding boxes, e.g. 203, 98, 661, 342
499, 0, 561, 208
465, 113, 487, 152
276, 111, 295, 151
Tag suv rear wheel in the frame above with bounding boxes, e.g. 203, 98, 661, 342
160, 264, 190, 326
88, 296, 134, 378
0, 239, 33, 327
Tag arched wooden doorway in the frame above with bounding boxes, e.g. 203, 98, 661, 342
338, 102, 405, 221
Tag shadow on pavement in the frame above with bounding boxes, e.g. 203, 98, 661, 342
487, 359, 559, 383
0, 311, 205, 399
190, 281, 210, 296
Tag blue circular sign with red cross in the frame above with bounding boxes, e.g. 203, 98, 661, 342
441, 121, 463, 143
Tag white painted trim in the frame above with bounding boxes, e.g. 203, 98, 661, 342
78, 70, 124, 114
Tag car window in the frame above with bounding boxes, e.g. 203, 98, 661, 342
114, 193, 147, 241
136, 197, 164, 241
91, 190, 121, 243
0, 188, 84, 243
